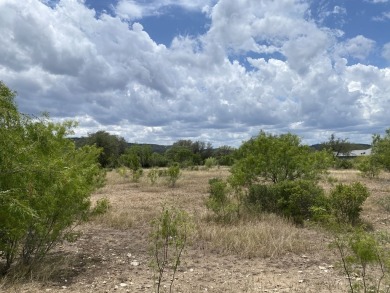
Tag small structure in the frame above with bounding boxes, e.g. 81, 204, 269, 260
335, 148, 372, 159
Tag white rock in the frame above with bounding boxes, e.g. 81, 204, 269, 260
127, 253, 132, 258
120, 283, 128, 287
131, 261, 140, 266
298, 280, 304, 283
319, 266, 326, 270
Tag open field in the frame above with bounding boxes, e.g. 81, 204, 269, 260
2, 168, 390, 292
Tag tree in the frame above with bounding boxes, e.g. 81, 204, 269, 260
80, 131, 127, 168
230, 131, 332, 186
125, 145, 153, 168
372, 129, 390, 172
171, 139, 213, 164
213, 145, 235, 166
165, 145, 195, 167
150, 152, 168, 167
0, 81, 104, 274
322, 133, 352, 157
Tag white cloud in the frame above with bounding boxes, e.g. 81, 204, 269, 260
115, 0, 143, 20
368, 0, 389, 3
382, 43, 390, 61
0, 0, 389, 146
373, 11, 390, 21
115, 0, 214, 20
336, 35, 376, 60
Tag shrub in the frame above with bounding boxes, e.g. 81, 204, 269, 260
335, 158, 354, 169
332, 230, 390, 293
147, 168, 160, 185
117, 166, 131, 179
372, 129, 390, 172
90, 198, 111, 217
230, 131, 332, 186
150, 207, 191, 293
204, 157, 218, 169
357, 156, 381, 178
275, 180, 325, 225
246, 184, 279, 213
328, 182, 369, 226
132, 168, 143, 183
246, 180, 325, 225
206, 178, 233, 221
0, 82, 104, 275
166, 164, 181, 187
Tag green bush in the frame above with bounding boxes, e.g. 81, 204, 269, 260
206, 178, 238, 222
147, 168, 160, 185
230, 131, 332, 186
0, 82, 104, 275
333, 230, 390, 293
90, 198, 111, 217
275, 180, 325, 225
357, 156, 381, 178
206, 178, 229, 217
204, 157, 218, 169
132, 168, 143, 182
372, 129, 390, 172
150, 207, 191, 293
246, 184, 279, 213
335, 158, 354, 169
246, 181, 325, 225
166, 164, 181, 187
328, 182, 369, 226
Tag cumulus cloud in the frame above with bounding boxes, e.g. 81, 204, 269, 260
383, 43, 390, 61
336, 35, 376, 61
373, 11, 390, 21
368, 0, 389, 3
0, 0, 389, 146
115, 0, 214, 20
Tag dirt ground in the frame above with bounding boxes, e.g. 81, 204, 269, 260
2, 168, 390, 293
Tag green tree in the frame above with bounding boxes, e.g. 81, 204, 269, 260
81, 130, 127, 168
126, 145, 153, 168
150, 152, 168, 167
213, 145, 235, 166
165, 145, 195, 167
322, 133, 353, 157
171, 140, 213, 164
0, 82, 104, 274
372, 129, 390, 172
230, 131, 332, 186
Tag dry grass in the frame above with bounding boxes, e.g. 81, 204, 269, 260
91, 167, 322, 259
3, 166, 390, 292
195, 214, 316, 258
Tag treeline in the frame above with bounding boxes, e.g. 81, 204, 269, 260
73, 131, 235, 169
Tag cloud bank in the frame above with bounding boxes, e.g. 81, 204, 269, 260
0, 0, 389, 146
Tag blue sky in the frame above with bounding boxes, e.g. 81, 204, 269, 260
1, 0, 390, 146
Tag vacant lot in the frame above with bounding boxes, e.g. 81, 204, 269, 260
2, 168, 390, 292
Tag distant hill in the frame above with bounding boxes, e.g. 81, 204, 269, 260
127, 143, 170, 154
70, 137, 171, 154
310, 143, 371, 151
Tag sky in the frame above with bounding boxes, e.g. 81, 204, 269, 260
1, 0, 390, 147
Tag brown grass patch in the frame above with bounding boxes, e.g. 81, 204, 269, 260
195, 214, 315, 258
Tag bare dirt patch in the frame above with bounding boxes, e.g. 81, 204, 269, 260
2, 168, 390, 292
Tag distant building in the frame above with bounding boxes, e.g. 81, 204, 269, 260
335, 148, 372, 159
